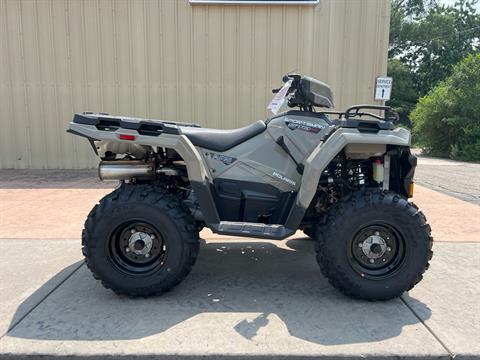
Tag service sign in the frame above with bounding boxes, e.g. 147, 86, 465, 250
375, 77, 392, 101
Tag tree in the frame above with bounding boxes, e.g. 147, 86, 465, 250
386, 59, 419, 127
390, 0, 480, 95
406, 1, 480, 94
389, 0, 437, 59
387, 0, 480, 128
411, 53, 480, 161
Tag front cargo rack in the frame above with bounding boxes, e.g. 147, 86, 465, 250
318, 105, 398, 133
318, 104, 398, 122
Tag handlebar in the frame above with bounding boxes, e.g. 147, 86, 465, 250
271, 73, 301, 94
270, 74, 399, 122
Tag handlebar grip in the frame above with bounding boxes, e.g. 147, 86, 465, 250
272, 87, 281, 94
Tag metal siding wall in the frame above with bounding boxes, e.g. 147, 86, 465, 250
0, 0, 390, 169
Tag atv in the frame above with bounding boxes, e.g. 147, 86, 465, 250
68, 74, 433, 301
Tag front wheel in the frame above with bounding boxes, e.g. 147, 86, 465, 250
82, 184, 200, 297
315, 189, 433, 301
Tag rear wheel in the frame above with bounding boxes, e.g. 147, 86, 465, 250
82, 184, 199, 297
315, 189, 433, 300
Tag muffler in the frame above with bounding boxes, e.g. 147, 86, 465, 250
98, 160, 155, 181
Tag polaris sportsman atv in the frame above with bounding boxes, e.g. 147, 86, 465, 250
68, 74, 433, 301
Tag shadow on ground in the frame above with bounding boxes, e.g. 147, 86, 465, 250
8, 238, 430, 346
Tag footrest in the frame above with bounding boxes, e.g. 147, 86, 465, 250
214, 222, 295, 240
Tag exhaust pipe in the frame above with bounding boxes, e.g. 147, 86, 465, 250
98, 160, 155, 181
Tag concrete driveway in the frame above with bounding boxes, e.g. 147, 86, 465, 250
0, 162, 479, 359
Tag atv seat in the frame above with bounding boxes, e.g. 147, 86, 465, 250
179, 120, 266, 152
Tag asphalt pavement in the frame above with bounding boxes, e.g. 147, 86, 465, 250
414, 155, 480, 205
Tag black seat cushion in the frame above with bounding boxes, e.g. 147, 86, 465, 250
179, 120, 266, 152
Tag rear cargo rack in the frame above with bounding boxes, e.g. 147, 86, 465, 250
73, 112, 201, 136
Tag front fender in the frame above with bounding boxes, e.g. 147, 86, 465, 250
285, 127, 411, 228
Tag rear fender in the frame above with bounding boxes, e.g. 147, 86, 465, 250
68, 122, 221, 224
69, 122, 210, 182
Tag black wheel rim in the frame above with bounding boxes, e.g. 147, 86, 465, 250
108, 221, 167, 275
348, 223, 405, 279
